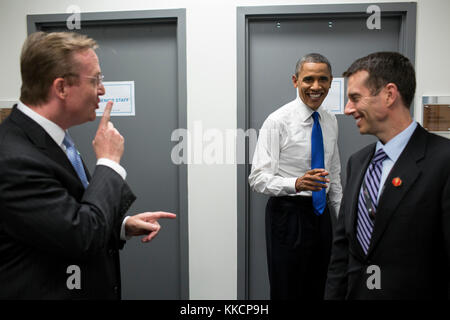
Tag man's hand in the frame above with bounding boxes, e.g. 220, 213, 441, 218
92, 101, 124, 163
295, 169, 330, 192
125, 211, 177, 243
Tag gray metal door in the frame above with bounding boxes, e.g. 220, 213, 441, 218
29, 11, 188, 300
238, 4, 416, 299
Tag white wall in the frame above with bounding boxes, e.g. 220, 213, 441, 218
415, 0, 450, 139
0, 0, 449, 299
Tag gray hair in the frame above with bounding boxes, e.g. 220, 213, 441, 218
295, 53, 332, 77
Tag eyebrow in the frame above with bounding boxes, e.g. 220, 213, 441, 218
302, 75, 329, 81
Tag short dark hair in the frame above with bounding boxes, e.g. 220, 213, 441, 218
295, 53, 332, 78
20, 32, 98, 106
343, 52, 416, 108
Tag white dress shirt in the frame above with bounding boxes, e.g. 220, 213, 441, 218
375, 120, 417, 202
249, 97, 343, 216
17, 101, 130, 240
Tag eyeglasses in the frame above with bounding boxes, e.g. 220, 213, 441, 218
80, 74, 105, 86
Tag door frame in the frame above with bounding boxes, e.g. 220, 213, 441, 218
28, 9, 189, 299
236, 3, 416, 299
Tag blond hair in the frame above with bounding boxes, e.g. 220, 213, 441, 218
20, 32, 98, 105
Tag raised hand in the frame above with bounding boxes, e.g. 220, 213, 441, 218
92, 101, 124, 163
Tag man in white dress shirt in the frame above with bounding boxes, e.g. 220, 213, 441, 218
249, 53, 342, 299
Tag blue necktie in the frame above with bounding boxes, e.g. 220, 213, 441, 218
63, 133, 89, 189
356, 148, 387, 254
311, 112, 326, 215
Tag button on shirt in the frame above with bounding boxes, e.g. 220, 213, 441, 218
248, 98, 343, 215
17, 101, 130, 240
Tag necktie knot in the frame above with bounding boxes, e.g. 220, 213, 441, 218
371, 148, 387, 165
63, 133, 75, 148
312, 111, 319, 123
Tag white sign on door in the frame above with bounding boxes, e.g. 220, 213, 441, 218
322, 77, 345, 115
97, 81, 135, 116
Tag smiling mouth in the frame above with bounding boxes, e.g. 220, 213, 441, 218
307, 92, 323, 100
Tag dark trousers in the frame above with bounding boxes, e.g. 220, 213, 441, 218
266, 196, 332, 300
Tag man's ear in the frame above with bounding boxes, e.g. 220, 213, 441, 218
292, 75, 298, 88
385, 83, 399, 107
53, 77, 67, 100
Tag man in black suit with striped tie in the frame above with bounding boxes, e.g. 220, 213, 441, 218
325, 52, 450, 299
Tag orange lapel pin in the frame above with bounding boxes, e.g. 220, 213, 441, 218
392, 177, 402, 187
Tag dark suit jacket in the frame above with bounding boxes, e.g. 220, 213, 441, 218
0, 107, 136, 299
325, 125, 450, 299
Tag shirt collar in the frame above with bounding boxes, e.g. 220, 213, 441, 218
375, 121, 418, 162
296, 97, 323, 122
17, 101, 66, 147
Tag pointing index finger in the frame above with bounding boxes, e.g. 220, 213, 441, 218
154, 211, 177, 219
100, 101, 113, 128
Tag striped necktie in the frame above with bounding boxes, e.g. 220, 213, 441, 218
311, 111, 326, 215
63, 133, 89, 189
356, 148, 387, 254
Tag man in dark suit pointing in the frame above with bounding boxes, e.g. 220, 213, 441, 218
0, 32, 176, 299
325, 52, 450, 299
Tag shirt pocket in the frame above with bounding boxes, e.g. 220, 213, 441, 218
282, 136, 310, 167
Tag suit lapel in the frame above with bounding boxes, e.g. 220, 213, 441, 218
10, 107, 86, 185
346, 144, 376, 259
367, 126, 426, 256
82, 158, 92, 182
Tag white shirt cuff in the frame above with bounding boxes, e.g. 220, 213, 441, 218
120, 216, 132, 241
96, 158, 127, 180
285, 177, 298, 194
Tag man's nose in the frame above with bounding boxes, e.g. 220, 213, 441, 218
98, 83, 105, 96
344, 101, 354, 115
311, 80, 321, 90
